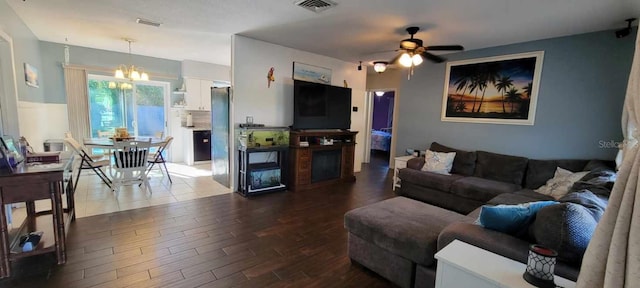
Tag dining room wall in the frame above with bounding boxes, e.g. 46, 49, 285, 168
0, 0, 44, 138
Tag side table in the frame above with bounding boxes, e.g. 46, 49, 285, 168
393, 155, 415, 191
435, 240, 576, 288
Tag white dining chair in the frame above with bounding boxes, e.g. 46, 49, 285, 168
64, 137, 112, 191
109, 139, 152, 196
146, 136, 174, 183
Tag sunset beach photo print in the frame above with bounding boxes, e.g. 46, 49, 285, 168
441, 51, 544, 125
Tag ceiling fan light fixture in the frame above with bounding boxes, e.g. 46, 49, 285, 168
399, 53, 413, 67
373, 61, 388, 73
375, 91, 385, 96
412, 54, 423, 66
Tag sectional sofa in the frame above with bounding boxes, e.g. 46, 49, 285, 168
344, 142, 614, 288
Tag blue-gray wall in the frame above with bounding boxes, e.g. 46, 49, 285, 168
39, 41, 182, 104
397, 29, 636, 160
0, 0, 44, 136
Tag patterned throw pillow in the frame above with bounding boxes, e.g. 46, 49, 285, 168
421, 149, 456, 175
535, 167, 589, 199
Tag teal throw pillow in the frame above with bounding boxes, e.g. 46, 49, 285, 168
477, 201, 558, 234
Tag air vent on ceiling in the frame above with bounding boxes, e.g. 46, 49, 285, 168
295, 0, 337, 13
136, 18, 162, 27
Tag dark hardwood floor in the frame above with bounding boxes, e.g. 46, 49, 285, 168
1, 154, 396, 288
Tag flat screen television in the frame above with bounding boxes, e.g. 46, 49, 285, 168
293, 80, 352, 130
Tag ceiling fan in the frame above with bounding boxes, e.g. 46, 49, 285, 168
373, 27, 464, 73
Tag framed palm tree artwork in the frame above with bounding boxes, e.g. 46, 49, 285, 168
441, 51, 544, 125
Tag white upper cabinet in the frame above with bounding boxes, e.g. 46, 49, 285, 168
184, 78, 212, 111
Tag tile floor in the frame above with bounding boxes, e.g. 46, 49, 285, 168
8, 162, 232, 227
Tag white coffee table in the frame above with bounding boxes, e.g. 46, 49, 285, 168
435, 240, 576, 288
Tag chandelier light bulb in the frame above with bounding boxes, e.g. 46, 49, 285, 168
412, 54, 423, 66
399, 53, 412, 67
141, 72, 149, 81
130, 69, 141, 81
115, 68, 125, 79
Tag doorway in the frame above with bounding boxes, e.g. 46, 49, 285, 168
364, 89, 398, 169
87, 75, 169, 138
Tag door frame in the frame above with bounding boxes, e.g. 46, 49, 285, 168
0, 30, 19, 137
364, 88, 399, 167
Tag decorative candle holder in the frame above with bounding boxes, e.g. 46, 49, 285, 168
523, 244, 558, 288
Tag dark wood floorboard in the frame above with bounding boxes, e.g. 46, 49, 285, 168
0, 153, 395, 287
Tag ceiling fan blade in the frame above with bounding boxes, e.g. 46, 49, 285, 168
425, 45, 464, 51
421, 51, 446, 63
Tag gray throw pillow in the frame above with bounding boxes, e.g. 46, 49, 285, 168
529, 201, 599, 264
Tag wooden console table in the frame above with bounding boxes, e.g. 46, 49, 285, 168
0, 155, 75, 278
289, 130, 357, 191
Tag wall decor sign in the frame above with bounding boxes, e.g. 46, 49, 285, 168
24, 63, 39, 88
441, 51, 544, 125
292, 62, 331, 84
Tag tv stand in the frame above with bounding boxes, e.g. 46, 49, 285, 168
289, 130, 358, 191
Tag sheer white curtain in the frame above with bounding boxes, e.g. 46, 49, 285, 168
577, 31, 640, 287
64, 66, 90, 139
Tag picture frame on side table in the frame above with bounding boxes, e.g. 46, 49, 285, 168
292, 62, 332, 84
441, 51, 544, 125
0, 137, 14, 172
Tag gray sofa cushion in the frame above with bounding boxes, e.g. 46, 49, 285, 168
398, 168, 464, 192
450, 177, 521, 202
430, 142, 477, 176
344, 197, 471, 266
583, 159, 616, 172
474, 151, 528, 185
407, 157, 425, 170
524, 159, 589, 189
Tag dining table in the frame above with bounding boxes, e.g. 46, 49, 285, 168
83, 137, 166, 149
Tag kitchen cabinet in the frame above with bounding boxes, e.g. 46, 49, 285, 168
184, 78, 212, 111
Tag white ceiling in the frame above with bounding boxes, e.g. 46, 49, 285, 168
6, 0, 640, 67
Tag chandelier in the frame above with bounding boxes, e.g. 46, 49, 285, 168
114, 39, 149, 81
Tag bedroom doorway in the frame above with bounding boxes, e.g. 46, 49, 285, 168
365, 89, 396, 168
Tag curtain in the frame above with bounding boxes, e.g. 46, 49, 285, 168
577, 31, 640, 287
64, 66, 90, 139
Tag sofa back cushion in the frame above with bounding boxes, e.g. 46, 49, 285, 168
406, 157, 425, 170
524, 159, 589, 189
430, 142, 477, 176
474, 151, 528, 185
